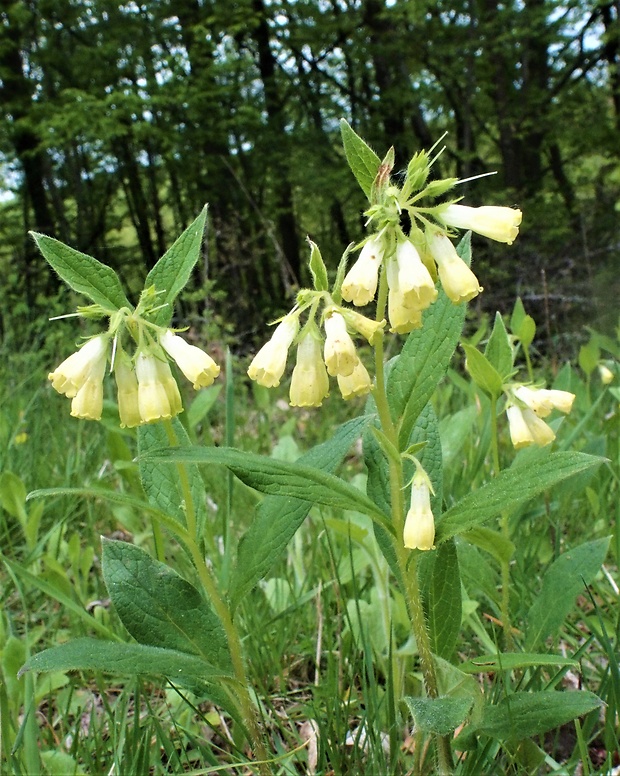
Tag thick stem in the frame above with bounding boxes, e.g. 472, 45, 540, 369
162, 420, 270, 771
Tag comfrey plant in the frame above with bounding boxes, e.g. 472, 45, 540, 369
23, 122, 606, 774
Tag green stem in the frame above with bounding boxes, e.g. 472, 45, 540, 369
162, 420, 270, 772
523, 343, 534, 383
489, 397, 514, 651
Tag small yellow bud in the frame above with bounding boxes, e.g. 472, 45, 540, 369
599, 364, 614, 385
48, 335, 109, 398
247, 314, 299, 387
441, 204, 522, 244
323, 311, 358, 377
394, 239, 437, 310
114, 353, 141, 428
337, 359, 372, 400
426, 230, 482, 304
506, 404, 555, 449
403, 469, 435, 551
513, 385, 575, 418
160, 330, 220, 390
290, 331, 330, 407
341, 237, 383, 306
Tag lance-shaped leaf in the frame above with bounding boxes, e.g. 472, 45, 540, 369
340, 119, 381, 199
30, 233, 131, 312
485, 312, 514, 380
463, 344, 504, 399
144, 206, 207, 327
102, 539, 231, 671
460, 653, 579, 674
308, 239, 329, 292
230, 416, 370, 608
436, 452, 604, 543
142, 443, 391, 530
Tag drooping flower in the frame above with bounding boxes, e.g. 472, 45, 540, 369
135, 352, 178, 423
323, 311, 358, 377
70, 350, 107, 421
290, 329, 330, 407
114, 351, 141, 428
393, 239, 437, 310
426, 230, 482, 304
339, 308, 385, 345
506, 404, 555, 449
513, 385, 575, 418
337, 358, 372, 400
403, 468, 435, 551
385, 253, 423, 334
341, 236, 383, 306
440, 204, 522, 244
248, 314, 299, 388
48, 335, 109, 399
160, 330, 220, 389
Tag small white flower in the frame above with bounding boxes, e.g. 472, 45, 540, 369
513, 385, 575, 418
290, 330, 330, 407
426, 230, 482, 304
403, 469, 435, 551
341, 237, 383, 306
48, 335, 109, 398
385, 254, 423, 334
323, 312, 358, 377
247, 314, 299, 387
393, 239, 437, 310
337, 359, 372, 400
599, 364, 614, 385
440, 204, 522, 244
506, 404, 555, 449
160, 330, 220, 389
136, 352, 176, 423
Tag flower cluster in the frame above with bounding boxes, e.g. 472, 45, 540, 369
49, 321, 220, 427
248, 306, 383, 407
506, 385, 575, 449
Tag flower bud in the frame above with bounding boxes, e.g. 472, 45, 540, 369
426, 230, 482, 304
337, 359, 372, 400
290, 330, 330, 407
323, 312, 358, 377
513, 385, 575, 418
160, 330, 220, 389
247, 314, 299, 387
598, 364, 614, 385
506, 404, 555, 449
440, 204, 522, 244
403, 469, 435, 551
48, 335, 109, 398
341, 237, 383, 306
114, 352, 141, 428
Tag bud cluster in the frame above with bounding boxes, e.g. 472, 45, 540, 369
247, 300, 384, 407
48, 290, 220, 427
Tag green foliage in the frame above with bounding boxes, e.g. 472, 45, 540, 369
339, 120, 381, 199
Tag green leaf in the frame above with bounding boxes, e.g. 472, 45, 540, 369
144, 207, 207, 327
578, 339, 600, 377
0, 471, 27, 519
142, 440, 391, 530
388, 236, 468, 447
525, 537, 611, 649
137, 418, 207, 536
462, 526, 515, 565
436, 452, 604, 543
229, 417, 370, 608
509, 298, 536, 347
339, 119, 381, 199
308, 239, 329, 292
485, 312, 514, 380
187, 385, 222, 430
102, 540, 231, 670
404, 695, 473, 736
30, 233, 131, 312
20, 639, 229, 683
460, 652, 579, 674
462, 344, 504, 399
425, 540, 461, 659
459, 690, 602, 743
510, 297, 526, 334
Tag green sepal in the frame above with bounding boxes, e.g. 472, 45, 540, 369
307, 239, 329, 292
462, 343, 504, 399
340, 119, 381, 199
402, 150, 430, 199
420, 177, 458, 200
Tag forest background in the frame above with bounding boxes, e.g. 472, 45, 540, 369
1, 0, 619, 352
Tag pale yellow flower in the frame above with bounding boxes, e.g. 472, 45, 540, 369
48, 335, 109, 398
323, 311, 358, 377
403, 469, 435, 551
70, 352, 107, 421
426, 230, 482, 304
341, 236, 383, 306
160, 330, 220, 389
337, 359, 372, 400
386, 256, 423, 333
136, 352, 175, 423
290, 331, 330, 407
441, 204, 522, 244
114, 352, 141, 428
155, 357, 183, 417
339, 308, 385, 345
247, 314, 299, 387
394, 239, 437, 310
506, 404, 555, 449
513, 385, 575, 418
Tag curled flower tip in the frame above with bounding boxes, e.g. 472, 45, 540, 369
135, 351, 178, 423
160, 330, 220, 390
337, 359, 372, 400
403, 470, 435, 551
114, 353, 141, 428
290, 330, 330, 407
440, 204, 522, 244
323, 311, 358, 377
247, 314, 299, 387
426, 230, 482, 304
341, 236, 383, 306
394, 240, 437, 310
506, 404, 555, 449
513, 385, 575, 418
48, 335, 109, 398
